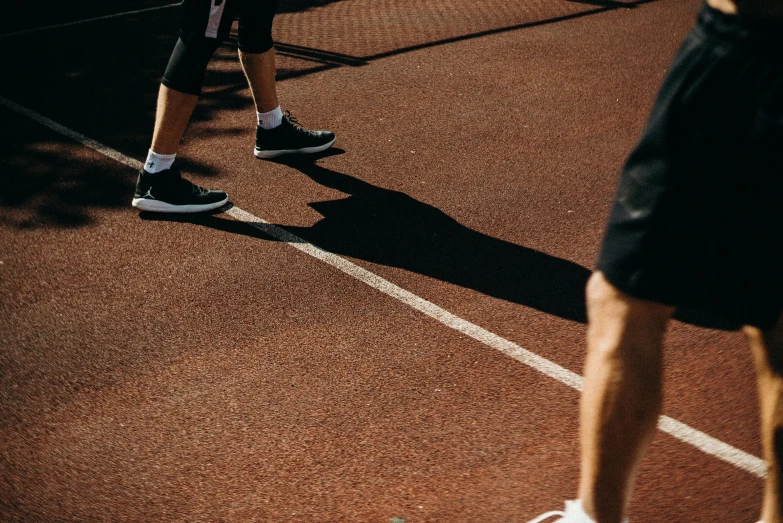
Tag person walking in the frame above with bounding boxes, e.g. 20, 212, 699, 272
132, 0, 335, 213
531, 1, 783, 521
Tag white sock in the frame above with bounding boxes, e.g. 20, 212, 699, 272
257, 106, 283, 129
570, 500, 627, 523
570, 500, 597, 523
144, 150, 176, 174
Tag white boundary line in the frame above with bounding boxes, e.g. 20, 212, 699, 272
0, 3, 182, 40
0, 94, 767, 479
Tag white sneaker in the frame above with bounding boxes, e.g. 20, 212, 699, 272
528, 500, 627, 523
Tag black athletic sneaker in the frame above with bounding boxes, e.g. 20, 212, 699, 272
254, 111, 336, 159
131, 166, 228, 213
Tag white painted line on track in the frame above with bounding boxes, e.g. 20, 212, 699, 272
0, 3, 182, 40
0, 93, 767, 479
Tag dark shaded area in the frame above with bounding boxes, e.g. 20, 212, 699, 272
140, 150, 590, 322
0, 0, 170, 34
0, 0, 658, 229
0, 121, 133, 228
276, 156, 590, 322
0, 0, 344, 37
279, 151, 590, 321
277, 0, 343, 14
138, 203, 281, 243
673, 308, 741, 332
275, 43, 369, 67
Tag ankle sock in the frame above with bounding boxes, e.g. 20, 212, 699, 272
572, 500, 597, 523
257, 106, 283, 130
144, 150, 176, 174
572, 500, 628, 523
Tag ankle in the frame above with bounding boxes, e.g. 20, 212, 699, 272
144, 150, 176, 173
257, 106, 283, 129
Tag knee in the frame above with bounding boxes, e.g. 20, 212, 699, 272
237, 28, 274, 54
585, 272, 672, 361
237, 1, 277, 54
586, 271, 619, 315
161, 37, 220, 95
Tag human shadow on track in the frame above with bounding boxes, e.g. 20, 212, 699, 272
139, 150, 591, 323
138, 204, 280, 243
269, 151, 591, 323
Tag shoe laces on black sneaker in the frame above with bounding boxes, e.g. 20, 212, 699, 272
282, 110, 321, 136
283, 110, 301, 127
166, 167, 210, 194
182, 176, 211, 196
146, 166, 212, 195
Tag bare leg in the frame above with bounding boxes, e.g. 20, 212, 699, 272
239, 47, 279, 113
578, 272, 674, 522
149, 84, 199, 156
747, 314, 783, 523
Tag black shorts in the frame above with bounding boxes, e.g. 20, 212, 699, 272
596, 4, 783, 329
179, 0, 278, 52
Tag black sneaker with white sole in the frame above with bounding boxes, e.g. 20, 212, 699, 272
131, 166, 228, 213
254, 111, 336, 159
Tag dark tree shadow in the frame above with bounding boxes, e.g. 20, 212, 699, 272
0, 138, 133, 228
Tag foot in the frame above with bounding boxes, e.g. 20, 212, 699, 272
131, 166, 228, 213
254, 111, 335, 159
528, 500, 622, 523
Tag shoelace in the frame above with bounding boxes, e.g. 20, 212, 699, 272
169, 169, 208, 195
284, 110, 318, 136
283, 110, 300, 127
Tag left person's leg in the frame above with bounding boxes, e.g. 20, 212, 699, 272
236, 0, 335, 159
149, 85, 199, 157
240, 47, 279, 114
133, 59, 228, 212
133, 0, 239, 212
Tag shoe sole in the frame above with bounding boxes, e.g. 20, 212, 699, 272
131, 195, 229, 213
253, 138, 336, 159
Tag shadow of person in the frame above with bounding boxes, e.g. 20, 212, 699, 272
139, 203, 283, 243
271, 151, 591, 323
138, 151, 739, 330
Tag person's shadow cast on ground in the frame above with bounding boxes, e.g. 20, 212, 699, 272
275, 151, 591, 323
142, 149, 591, 323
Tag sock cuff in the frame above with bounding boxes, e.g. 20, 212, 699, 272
144, 150, 176, 173
257, 106, 283, 129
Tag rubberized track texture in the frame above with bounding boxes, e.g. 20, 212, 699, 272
0, 0, 767, 522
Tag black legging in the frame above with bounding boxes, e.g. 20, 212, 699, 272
162, 0, 278, 95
